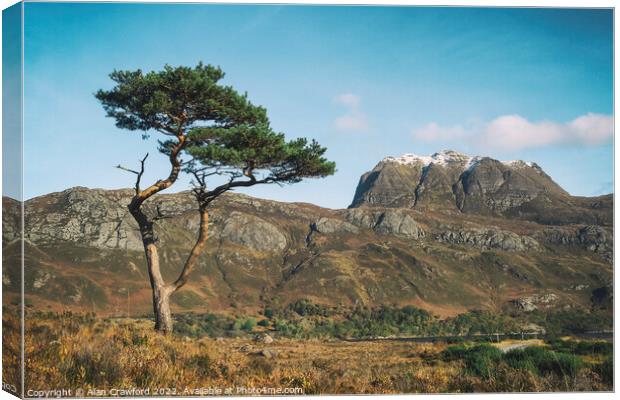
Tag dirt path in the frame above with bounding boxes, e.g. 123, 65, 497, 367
494, 339, 544, 353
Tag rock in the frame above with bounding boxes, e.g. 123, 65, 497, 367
455, 158, 556, 213
221, 212, 287, 252
258, 349, 277, 359
437, 228, 539, 252
344, 209, 425, 239
240, 344, 253, 352
311, 217, 359, 234
537, 225, 612, 261
253, 333, 274, 344
23, 187, 145, 251
32, 271, 54, 289
566, 284, 589, 291
349, 161, 422, 208
374, 211, 425, 238
578, 225, 611, 252
512, 293, 558, 311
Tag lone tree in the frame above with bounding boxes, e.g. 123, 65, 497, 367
96, 63, 335, 333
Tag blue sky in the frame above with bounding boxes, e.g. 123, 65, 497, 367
22, 4, 613, 208
3, 3, 22, 200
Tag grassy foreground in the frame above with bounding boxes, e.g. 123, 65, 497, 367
3, 311, 612, 396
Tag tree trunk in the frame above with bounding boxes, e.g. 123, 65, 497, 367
133, 208, 209, 334
143, 237, 175, 334
153, 284, 173, 334
123, 137, 188, 334
172, 209, 209, 291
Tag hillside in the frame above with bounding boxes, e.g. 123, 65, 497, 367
2, 151, 613, 319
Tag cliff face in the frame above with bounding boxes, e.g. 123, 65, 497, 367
350, 150, 611, 226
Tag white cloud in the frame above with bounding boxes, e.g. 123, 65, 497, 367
412, 113, 613, 151
481, 115, 564, 150
335, 112, 368, 131
568, 113, 614, 145
333, 93, 361, 108
333, 93, 368, 132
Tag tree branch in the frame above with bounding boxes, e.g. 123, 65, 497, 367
130, 135, 187, 210
116, 153, 149, 195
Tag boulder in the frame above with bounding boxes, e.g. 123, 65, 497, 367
258, 349, 277, 359
253, 333, 274, 344
312, 217, 359, 234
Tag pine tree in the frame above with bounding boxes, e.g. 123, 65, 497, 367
96, 63, 335, 333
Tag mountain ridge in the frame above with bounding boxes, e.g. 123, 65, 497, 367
2, 151, 613, 319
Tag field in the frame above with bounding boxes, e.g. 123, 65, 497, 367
2, 310, 613, 396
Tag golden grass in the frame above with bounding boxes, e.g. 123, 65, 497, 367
9, 313, 611, 396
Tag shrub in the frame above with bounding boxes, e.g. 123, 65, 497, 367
63, 342, 123, 386
504, 346, 583, 379
594, 357, 613, 386
441, 344, 503, 379
546, 339, 612, 357
462, 345, 503, 378
187, 354, 217, 379
441, 345, 469, 361
241, 318, 256, 331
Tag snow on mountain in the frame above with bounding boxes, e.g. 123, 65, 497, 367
382, 150, 533, 170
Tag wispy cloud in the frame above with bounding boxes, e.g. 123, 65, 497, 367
333, 93, 368, 132
412, 113, 613, 151
334, 93, 361, 108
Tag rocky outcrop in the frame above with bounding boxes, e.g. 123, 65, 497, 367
536, 225, 612, 261
18, 187, 293, 254
2, 197, 21, 244
24, 187, 144, 251
311, 217, 359, 235
578, 225, 612, 253
344, 209, 425, 239
220, 212, 287, 252
512, 293, 558, 312
350, 161, 422, 208
437, 227, 539, 252
453, 158, 566, 214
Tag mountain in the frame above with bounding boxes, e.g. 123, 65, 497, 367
2, 152, 613, 319
350, 150, 612, 226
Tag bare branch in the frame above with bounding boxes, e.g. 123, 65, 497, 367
115, 165, 140, 175
152, 204, 176, 221
116, 153, 149, 195
135, 153, 149, 194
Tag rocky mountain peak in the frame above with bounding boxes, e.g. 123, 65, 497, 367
351, 150, 610, 226
381, 150, 535, 172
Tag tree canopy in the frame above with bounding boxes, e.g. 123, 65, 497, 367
95, 63, 266, 136
95, 62, 335, 203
